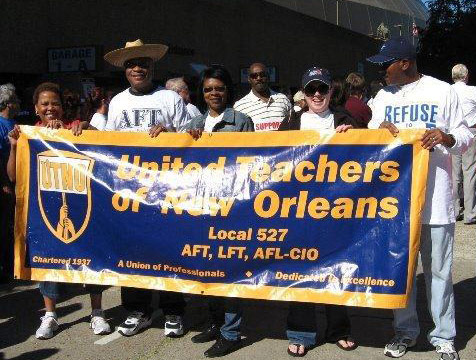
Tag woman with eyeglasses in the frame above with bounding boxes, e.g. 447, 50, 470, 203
186, 64, 254, 136
279, 67, 360, 357
185, 65, 253, 358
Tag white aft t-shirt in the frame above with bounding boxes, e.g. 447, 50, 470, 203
234, 90, 291, 132
105, 87, 190, 132
368, 75, 473, 225
451, 81, 476, 127
204, 113, 224, 132
300, 110, 334, 130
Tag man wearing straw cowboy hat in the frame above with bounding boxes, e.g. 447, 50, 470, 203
100, 39, 190, 133
102, 39, 190, 338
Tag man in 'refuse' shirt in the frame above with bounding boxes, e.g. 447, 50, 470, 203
368, 37, 472, 360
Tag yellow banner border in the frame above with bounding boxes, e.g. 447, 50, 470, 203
17, 125, 425, 147
14, 127, 429, 309
29, 268, 408, 309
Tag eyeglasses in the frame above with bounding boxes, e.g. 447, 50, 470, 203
249, 71, 268, 80
304, 83, 330, 97
124, 59, 151, 69
203, 86, 226, 93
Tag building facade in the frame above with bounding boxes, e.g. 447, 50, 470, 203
0, 0, 427, 115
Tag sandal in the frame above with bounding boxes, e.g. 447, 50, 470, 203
335, 336, 358, 351
287, 343, 308, 357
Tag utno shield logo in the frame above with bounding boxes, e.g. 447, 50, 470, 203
37, 150, 95, 244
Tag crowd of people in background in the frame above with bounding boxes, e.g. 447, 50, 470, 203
0, 36, 474, 360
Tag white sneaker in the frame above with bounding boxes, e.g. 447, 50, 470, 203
117, 311, 152, 336
90, 310, 111, 335
164, 315, 184, 337
35, 315, 59, 340
384, 335, 416, 358
436, 343, 459, 360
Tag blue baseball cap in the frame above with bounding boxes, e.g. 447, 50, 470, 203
367, 37, 416, 64
302, 67, 332, 88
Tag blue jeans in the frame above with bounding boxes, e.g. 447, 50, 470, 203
393, 224, 456, 346
219, 298, 242, 341
221, 312, 242, 341
286, 303, 351, 347
39, 281, 105, 301
287, 328, 316, 348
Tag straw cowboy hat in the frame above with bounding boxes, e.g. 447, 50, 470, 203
104, 39, 168, 67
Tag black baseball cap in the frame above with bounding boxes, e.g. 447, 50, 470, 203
301, 67, 332, 89
367, 36, 416, 64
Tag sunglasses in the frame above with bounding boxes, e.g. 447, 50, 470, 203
249, 71, 268, 80
203, 86, 226, 93
124, 59, 151, 69
304, 83, 330, 97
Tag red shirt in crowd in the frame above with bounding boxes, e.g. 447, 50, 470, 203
344, 96, 372, 128
35, 119, 81, 129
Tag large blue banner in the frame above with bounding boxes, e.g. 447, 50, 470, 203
15, 127, 428, 308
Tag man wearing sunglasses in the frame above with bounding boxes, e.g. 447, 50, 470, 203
101, 39, 190, 339
234, 63, 291, 131
102, 39, 190, 134
367, 37, 473, 360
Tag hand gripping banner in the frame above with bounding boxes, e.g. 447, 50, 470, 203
14, 126, 429, 309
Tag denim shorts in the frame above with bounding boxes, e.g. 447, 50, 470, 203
39, 281, 106, 300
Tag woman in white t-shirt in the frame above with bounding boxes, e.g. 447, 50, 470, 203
279, 67, 359, 357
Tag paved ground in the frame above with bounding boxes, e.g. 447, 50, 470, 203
1, 223, 475, 360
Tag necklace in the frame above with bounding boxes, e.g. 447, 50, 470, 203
399, 74, 423, 97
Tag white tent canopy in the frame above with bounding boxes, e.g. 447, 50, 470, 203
264, 0, 429, 38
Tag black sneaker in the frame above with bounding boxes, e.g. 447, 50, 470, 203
204, 335, 241, 358
191, 324, 221, 343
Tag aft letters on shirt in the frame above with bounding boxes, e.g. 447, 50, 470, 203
119, 108, 164, 129
106, 88, 190, 132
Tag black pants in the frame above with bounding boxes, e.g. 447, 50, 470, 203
121, 287, 186, 316
287, 303, 351, 342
